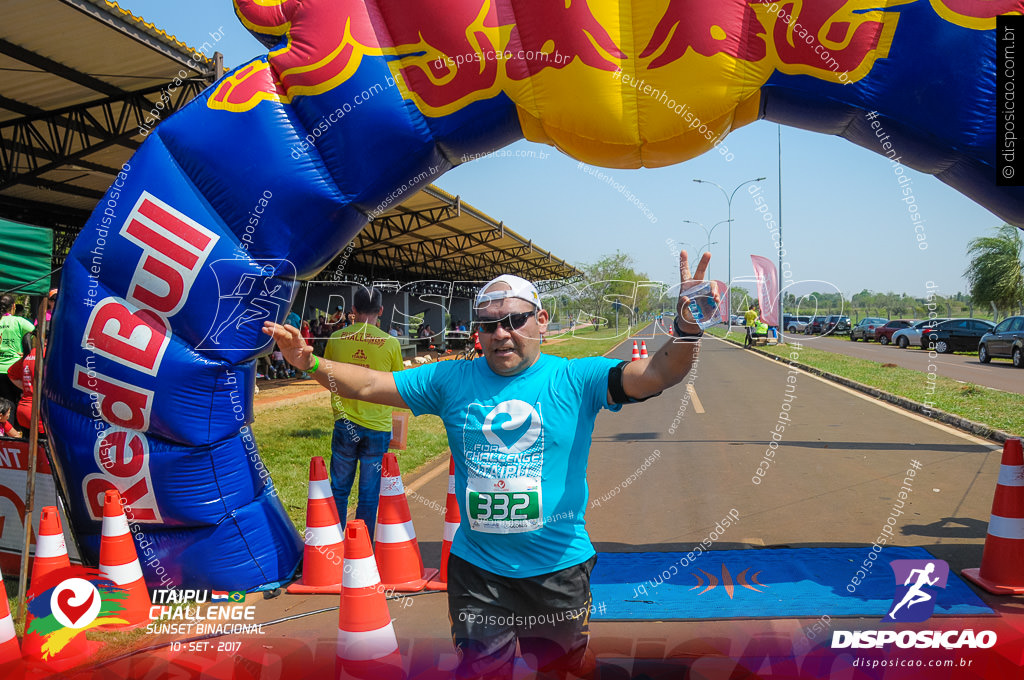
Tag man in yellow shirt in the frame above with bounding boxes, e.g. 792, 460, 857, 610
743, 304, 759, 347
324, 286, 403, 540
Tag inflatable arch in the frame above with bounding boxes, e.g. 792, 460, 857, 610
44, 0, 1024, 589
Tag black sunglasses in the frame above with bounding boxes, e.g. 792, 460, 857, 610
475, 311, 536, 333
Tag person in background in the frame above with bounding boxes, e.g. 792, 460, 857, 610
285, 309, 302, 329
0, 294, 34, 404
270, 344, 292, 379
328, 305, 345, 327
389, 324, 401, 338
33, 289, 57, 327
0, 398, 21, 438
8, 332, 43, 435
323, 286, 403, 540
743, 303, 759, 348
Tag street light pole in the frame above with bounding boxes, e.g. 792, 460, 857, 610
681, 219, 731, 282
693, 176, 766, 329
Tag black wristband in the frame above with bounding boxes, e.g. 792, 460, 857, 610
673, 317, 704, 339
608, 361, 661, 405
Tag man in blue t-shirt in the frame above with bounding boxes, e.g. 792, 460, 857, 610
264, 251, 712, 680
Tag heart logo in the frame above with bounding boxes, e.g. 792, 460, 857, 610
482, 400, 541, 455
56, 587, 96, 627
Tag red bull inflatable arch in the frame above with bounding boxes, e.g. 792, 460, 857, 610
43, 0, 1024, 589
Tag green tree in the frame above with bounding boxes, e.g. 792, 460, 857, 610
964, 224, 1024, 317
575, 251, 653, 326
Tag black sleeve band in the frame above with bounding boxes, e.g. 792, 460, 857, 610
608, 360, 662, 405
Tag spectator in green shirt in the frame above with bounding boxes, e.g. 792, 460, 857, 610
0, 294, 34, 404
324, 286, 403, 539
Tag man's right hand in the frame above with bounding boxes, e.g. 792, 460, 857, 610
262, 322, 314, 371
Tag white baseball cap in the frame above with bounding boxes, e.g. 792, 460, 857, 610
475, 274, 542, 310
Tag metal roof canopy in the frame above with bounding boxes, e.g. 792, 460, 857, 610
0, 2, 579, 287
316, 185, 582, 288
0, 0, 222, 260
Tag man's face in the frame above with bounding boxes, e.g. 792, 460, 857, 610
475, 291, 548, 377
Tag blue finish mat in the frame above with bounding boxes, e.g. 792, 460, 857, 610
590, 547, 993, 620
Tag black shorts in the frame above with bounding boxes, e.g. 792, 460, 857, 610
447, 553, 597, 680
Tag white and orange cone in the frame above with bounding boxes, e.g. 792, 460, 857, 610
963, 437, 1024, 594
337, 520, 403, 680
288, 456, 346, 594
630, 341, 640, 361
0, 565, 21, 667
98, 490, 151, 628
22, 506, 89, 667
426, 457, 460, 591
375, 453, 437, 592
640, 341, 649, 359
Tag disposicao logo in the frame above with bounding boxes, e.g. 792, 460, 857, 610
831, 558, 997, 650
884, 559, 948, 623
26, 566, 128, 658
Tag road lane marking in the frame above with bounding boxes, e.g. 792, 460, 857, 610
686, 383, 705, 414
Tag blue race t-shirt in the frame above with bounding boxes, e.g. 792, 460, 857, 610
394, 353, 621, 578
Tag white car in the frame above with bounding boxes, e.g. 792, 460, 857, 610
892, 318, 949, 349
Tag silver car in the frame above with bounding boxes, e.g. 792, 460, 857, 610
892, 318, 949, 349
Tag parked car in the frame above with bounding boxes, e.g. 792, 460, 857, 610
892, 318, 949, 348
782, 314, 811, 333
850, 317, 888, 341
823, 315, 851, 335
921, 318, 996, 353
978, 316, 1024, 367
804, 315, 829, 334
874, 319, 919, 346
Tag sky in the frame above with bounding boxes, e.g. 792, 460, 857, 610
118, 1, 1007, 301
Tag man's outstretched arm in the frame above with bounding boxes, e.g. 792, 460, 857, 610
616, 250, 711, 401
262, 322, 408, 409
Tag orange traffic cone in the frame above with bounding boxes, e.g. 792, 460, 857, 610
288, 456, 345, 594
0, 565, 21, 666
640, 341, 649, 359
426, 457, 459, 591
98, 490, 151, 628
375, 453, 437, 592
337, 520, 403, 680
630, 341, 640, 361
963, 437, 1024, 594
22, 506, 89, 667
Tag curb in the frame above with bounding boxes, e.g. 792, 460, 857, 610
712, 333, 1015, 444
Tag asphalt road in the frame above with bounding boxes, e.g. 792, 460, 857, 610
778, 332, 1024, 395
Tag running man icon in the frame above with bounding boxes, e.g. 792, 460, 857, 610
884, 559, 949, 623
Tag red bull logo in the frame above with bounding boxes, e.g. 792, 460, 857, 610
750, 0, 906, 84
217, 0, 1022, 115
931, 0, 1024, 30
213, 0, 1020, 169
75, 192, 219, 522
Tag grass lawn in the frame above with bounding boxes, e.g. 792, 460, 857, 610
706, 326, 1024, 436
252, 394, 449, 530
543, 325, 633, 359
